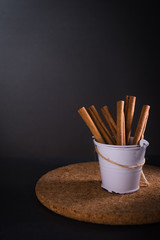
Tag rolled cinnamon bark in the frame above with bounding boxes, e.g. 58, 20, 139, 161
124, 95, 129, 144
101, 106, 117, 139
88, 105, 115, 144
117, 101, 125, 145
141, 113, 149, 139
125, 96, 136, 144
78, 107, 105, 144
124, 95, 129, 116
123, 110, 126, 145
132, 105, 150, 145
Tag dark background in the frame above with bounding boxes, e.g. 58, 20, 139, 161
0, 0, 159, 160
0, 1, 159, 239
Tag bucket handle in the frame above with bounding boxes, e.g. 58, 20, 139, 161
95, 145, 145, 169
94, 145, 149, 186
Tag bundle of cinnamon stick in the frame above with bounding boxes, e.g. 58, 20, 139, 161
78, 95, 150, 145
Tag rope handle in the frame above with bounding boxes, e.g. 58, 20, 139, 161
95, 145, 149, 186
95, 145, 145, 169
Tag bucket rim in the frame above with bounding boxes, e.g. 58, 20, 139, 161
93, 137, 141, 149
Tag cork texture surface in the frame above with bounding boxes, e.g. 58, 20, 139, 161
35, 162, 160, 225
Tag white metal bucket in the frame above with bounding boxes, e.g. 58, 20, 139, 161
93, 137, 149, 194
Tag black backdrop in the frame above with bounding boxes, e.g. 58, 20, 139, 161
0, 0, 159, 160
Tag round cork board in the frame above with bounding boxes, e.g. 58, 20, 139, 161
35, 162, 160, 225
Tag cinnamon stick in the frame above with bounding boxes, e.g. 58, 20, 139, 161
123, 110, 126, 145
78, 107, 105, 144
132, 105, 150, 145
124, 95, 129, 116
124, 95, 129, 143
87, 105, 115, 144
125, 96, 136, 144
101, 106, 117, 139
117, 101, 125, 145
141, 113, 149, 139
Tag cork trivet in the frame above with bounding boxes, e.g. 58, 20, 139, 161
35, 162, 160, 225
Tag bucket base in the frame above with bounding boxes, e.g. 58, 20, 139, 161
101, 184, 139, 194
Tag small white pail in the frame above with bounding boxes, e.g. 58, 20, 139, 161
93, 137, 149, 194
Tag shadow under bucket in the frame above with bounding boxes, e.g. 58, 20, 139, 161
93, 137, 149, 194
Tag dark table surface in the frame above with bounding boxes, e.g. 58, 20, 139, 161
0, 155, 160, 240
